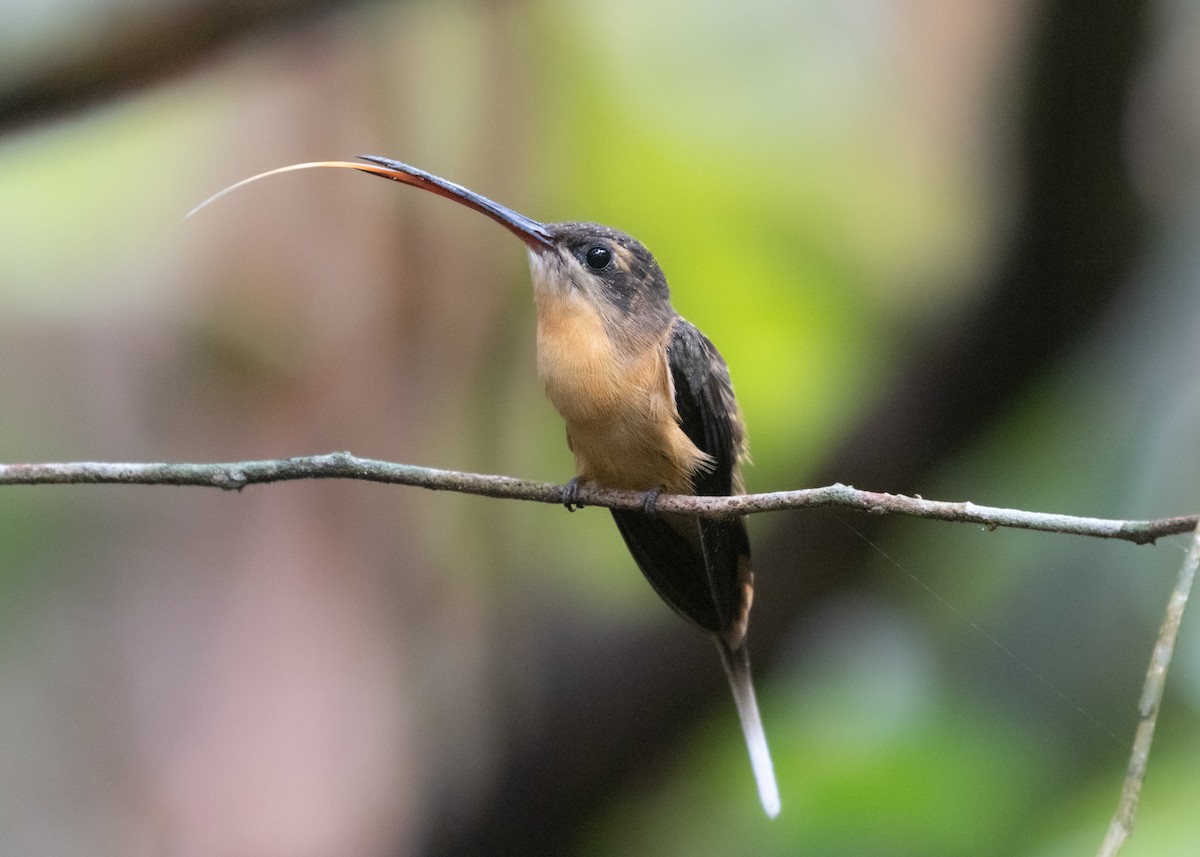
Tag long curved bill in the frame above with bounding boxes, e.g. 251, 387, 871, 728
187, 156, 556, 252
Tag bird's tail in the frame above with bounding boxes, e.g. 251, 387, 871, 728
716, 638, 780, 818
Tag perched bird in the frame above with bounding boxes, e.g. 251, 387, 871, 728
190, 157, 780, 817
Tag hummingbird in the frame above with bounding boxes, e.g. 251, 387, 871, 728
190, 156, 781, 817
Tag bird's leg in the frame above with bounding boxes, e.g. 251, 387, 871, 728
561, 476, 586, 512
640, 485, 663, 516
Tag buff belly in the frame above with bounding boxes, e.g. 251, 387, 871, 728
533, 287, 708, 494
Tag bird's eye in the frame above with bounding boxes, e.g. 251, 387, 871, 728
585, 245, 613, 270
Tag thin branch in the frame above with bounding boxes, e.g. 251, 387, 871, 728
1096, 521, 1200, 857
0, 452, 1194, 544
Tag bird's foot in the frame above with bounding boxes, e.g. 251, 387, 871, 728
561, 477, 586, 512
640, 486, 663, 516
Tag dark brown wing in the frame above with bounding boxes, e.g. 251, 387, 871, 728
611, 318, 752, 644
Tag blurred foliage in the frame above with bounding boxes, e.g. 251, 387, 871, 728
0, 90, 223, 316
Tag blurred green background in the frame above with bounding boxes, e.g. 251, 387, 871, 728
2, 0, 1200, 855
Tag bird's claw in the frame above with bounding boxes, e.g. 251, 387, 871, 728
641, 486, 663, 516
562, 477, 585, 512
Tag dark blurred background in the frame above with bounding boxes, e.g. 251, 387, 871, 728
2, 0, 1200, 854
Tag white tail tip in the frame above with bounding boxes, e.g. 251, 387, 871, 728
748, 719, 781, 818
717, 639, 781, 818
